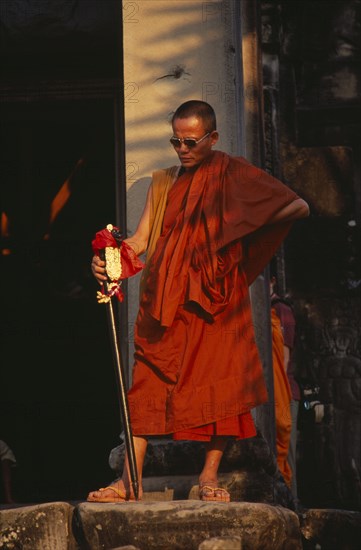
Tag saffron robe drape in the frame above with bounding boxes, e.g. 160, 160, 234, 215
128, 151, 300, 435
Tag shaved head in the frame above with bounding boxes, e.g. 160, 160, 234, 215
172, 100, 217, 133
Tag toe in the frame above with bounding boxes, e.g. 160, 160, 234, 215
214, 488, 230, 502
86, 491, 96, 501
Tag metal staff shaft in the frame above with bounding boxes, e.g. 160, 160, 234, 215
101, 271, 139, 501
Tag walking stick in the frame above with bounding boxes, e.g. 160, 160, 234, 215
92, 224, 144, 501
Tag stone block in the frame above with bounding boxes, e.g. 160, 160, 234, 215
280, 143, 353, 217
142, 488, 175, 502
198, 536, 243, 549
300, 508, 361, 550
74, 500, 302, 550
142, 474, 197, 500
0, 502, 76, 550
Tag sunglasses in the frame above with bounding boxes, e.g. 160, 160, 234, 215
170, 132, 210, 149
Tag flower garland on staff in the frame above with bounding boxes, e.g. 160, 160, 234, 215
91, 224, 144, 303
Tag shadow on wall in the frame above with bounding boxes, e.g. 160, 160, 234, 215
123, 0, 239, 178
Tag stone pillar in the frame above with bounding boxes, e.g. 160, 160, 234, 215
261, 1, 287, 297
239, 0, 276, 453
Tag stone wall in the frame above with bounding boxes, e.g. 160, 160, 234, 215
261, 0, 360, 510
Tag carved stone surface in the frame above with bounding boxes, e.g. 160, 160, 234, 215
280, 144, 354, 218
2, 501, 360, 550
292, 298, 361, 510
300, 508, 361, 550
198, 537, 243, 550
261, 0, 360, 513
280, 0, 360, 105
0, 502, 78, 550
74, 501, 302, 550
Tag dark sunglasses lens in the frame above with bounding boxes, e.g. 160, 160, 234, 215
170, 137, 198, 148
170, 138, 181, 147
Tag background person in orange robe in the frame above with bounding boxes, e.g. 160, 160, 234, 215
271, 303, 293, 487
270, 270, 300, 498
88, 100, 309, 503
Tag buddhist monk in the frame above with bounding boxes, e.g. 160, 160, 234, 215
87, 100, 309, 503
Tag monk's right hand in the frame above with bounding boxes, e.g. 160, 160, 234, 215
91, 255, 107, 284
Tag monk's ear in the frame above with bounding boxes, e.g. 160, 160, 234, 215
210, 131, 219, 146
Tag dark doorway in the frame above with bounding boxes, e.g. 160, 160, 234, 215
0, 1, 125, 503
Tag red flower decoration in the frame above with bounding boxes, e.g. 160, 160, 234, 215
92, 226, 144, 280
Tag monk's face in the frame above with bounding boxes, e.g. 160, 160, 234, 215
171, 116, 219, 171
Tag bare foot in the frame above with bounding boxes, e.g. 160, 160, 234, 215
87, 479, 142, 503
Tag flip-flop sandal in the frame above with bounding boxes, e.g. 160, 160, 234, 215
199, 484, 230, 503
87, 486, 136, 503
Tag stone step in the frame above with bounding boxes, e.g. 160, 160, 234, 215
74, 500, 301, 550
0, 501, 77, 550
1, 494, 360, 550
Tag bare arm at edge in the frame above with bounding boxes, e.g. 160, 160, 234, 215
283, 345, 291, 373
268, 198, 310, 224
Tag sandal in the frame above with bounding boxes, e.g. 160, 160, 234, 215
199, 483, 230, 503
87, 485, 137, 503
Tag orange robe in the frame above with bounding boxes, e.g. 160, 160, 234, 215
271, 308, 292, 486
128, 151, 299, 437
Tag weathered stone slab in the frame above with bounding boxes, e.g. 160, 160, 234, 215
300, 508, 361, 550
0, 502, 77, 550
74, 500, 301, 550
198, 536, 243, 549
143, 474, 198, 500
280, 143, 353, 217
142, 488, 175, 502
